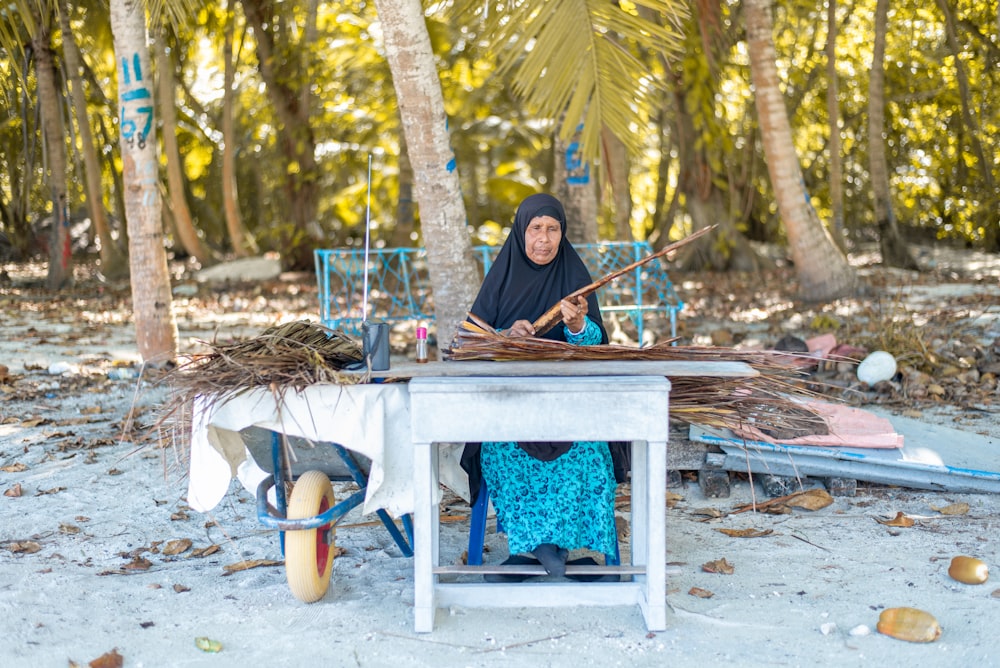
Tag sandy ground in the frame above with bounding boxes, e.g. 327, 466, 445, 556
2, 247, 1000, 667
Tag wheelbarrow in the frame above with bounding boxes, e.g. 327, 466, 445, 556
243, 427, 413, 602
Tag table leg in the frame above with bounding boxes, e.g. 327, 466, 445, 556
630, 440, 648, 571
413, 440, 436, 632
430, 444, 440, 570
642, 439, 667, 631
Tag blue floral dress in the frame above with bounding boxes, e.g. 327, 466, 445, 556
480, 319, 618, 556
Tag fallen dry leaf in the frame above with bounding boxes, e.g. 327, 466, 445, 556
876, 512, 916, 527
1, 462, 27, 472
688, 587, 714, 598
691, 507, 725, 520
930, 502, 969, 516
222, 559, 284, 574
732, 488, 832, 514
174, 584, 191, 593
162, 538, 192, 556
59, 523, 81, 534
4, 483, 22, 497
57, 416, 97, 426
170, 510, 190, 521
36, 486, 66, 496
701, 558, 735, 574
5, 540, 42, 554
785, 489, 834, 511
88, 648, 124, 668
122, 556, 153, 571
715, 528, 774, 538
190, 545, 221, 558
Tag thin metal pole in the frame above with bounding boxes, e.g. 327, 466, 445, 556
361, 154, 372, 322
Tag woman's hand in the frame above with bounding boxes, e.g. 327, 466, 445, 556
560, 296, 588, 334
505, 319, 536, 337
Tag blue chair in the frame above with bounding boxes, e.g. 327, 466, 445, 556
466, 480, 620, 567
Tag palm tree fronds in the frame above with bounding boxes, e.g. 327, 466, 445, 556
451, 0, 689, 161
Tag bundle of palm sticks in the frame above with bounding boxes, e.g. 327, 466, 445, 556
446, 316, 834, 440
164, 320, 366, 401
153, 320, 367, 470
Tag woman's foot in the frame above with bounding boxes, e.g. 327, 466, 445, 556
531, 543, 568, 577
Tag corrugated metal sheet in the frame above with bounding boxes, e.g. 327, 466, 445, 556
689, 413, 1000, 494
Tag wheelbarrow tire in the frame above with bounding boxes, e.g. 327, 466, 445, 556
285, 470, 336, 603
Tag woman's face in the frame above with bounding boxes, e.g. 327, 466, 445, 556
524, 215, 562, 265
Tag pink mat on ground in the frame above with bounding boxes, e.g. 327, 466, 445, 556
728, 400, 904, 449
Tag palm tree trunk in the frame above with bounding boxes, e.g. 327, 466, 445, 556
242, 0, 321, 269
671, 73, 764, 272
602, 128, 634, 241
155, 28, 212, 265
825, 0, 846, 253
869, 0, 919, 269
57, 0, 128, 278
110, 0, 178, 365
936, 0, 996, 251
554, 127, 599, 245
389, 131, 416, 247
744, 0, 857, 301
222, 0, 256, 257
32, 14, 72, 290
372, 0, 480, 345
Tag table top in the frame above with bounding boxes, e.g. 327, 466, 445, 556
409, 373, 670, 392
346, 359, 758, 380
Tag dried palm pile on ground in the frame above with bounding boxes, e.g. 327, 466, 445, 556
446, 318, 837, 440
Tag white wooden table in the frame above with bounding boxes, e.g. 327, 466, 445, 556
187, 359, 757, 630
409, 369, 674, 633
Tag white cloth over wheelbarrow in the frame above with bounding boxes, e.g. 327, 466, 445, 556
188, 382, 426, 517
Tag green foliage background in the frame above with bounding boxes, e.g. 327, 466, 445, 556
0, 0, 996, 263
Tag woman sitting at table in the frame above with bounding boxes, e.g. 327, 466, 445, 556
461, 193, 621, 580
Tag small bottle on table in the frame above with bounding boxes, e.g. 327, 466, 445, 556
415, 326, 428, 363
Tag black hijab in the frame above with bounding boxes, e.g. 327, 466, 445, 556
461, 194, 624, 501
469, 193, 608, 343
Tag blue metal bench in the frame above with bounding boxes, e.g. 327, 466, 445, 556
314, 241, 683, 343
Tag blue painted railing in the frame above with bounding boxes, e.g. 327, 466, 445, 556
314, 241, 683, 343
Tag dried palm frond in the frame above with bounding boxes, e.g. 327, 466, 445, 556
153, 321, 367, 467
164, 320, 365, 399
446, 319, 831, 438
